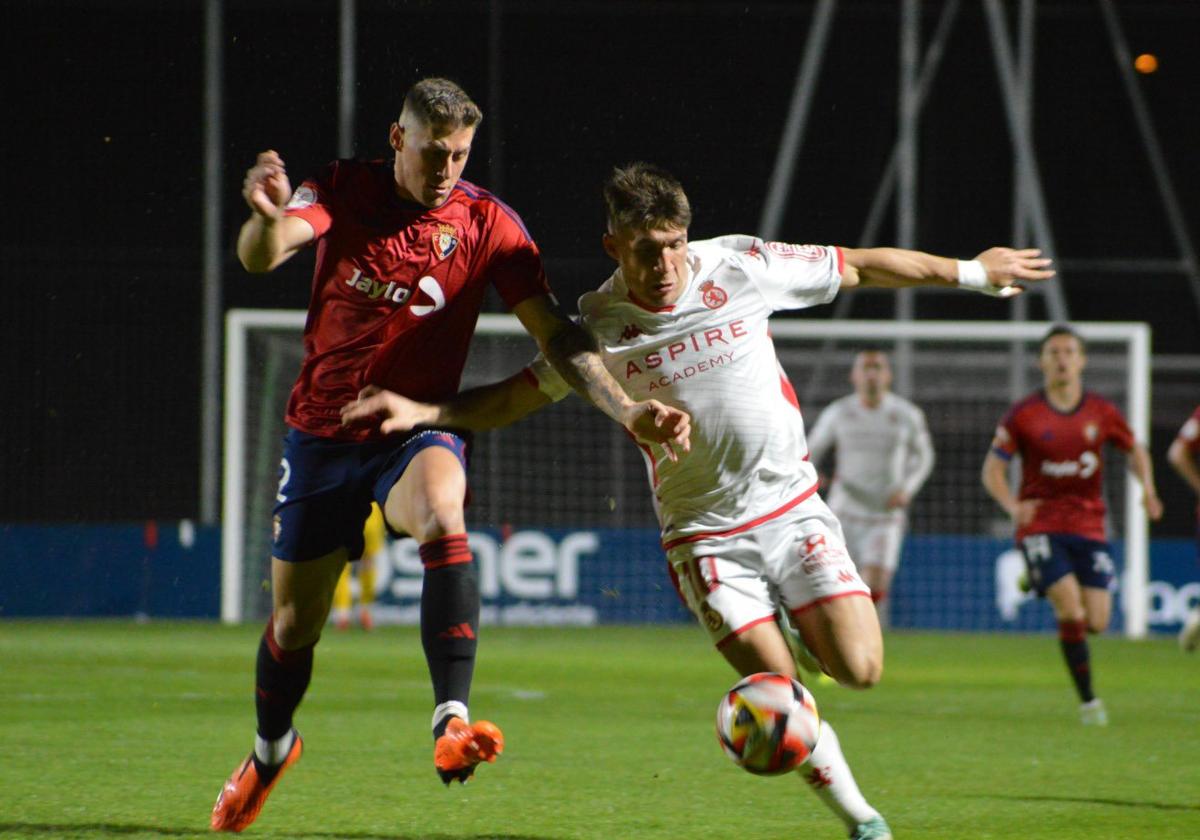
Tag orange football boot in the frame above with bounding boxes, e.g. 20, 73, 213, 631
433, 717, 504, 785
210, 731, 303, 832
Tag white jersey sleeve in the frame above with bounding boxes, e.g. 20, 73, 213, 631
523, 353, 572, 403
728, 237, 843, 313
806, 401, 838, 469
899, 404, 935, 498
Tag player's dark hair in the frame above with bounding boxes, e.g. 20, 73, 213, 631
1040, 323, 1085, 352
401, 78, 482, 130
855, 346, 889, 358
603, 162, 692, 232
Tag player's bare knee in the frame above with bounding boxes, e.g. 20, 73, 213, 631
833, 650, 883, 689
414, 495, 466, 542
272, 603, 325, 649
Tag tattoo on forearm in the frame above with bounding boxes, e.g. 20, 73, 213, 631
546, 325, 629, 420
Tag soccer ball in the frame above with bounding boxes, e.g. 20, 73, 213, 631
715, 672, 820, 776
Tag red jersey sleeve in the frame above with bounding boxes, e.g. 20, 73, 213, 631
282, 160, 337, 239
1103, 399, 1135, 452
1177, 406, 1200, 453
991, 408, 1021, 460
480, 203, 550, 309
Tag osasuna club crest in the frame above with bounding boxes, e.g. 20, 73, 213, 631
433, 223, 459, 259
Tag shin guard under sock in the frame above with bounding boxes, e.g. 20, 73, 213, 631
419, 534, 478, 732
253, 615, 314, 779
1058, 618, 1094, 702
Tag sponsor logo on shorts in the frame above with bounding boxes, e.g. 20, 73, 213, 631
798, 531, 851, 574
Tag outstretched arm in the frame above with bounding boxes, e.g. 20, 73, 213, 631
839, 246, 1054, 296
341, 373, 551, 435
1128, 443, 1164, 521
237, 150, 315, 273
892, 414, 935, 508
1168, 437, 1200, 498
511, 294, 691, 458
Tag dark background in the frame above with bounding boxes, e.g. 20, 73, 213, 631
4, 0, 1198, 530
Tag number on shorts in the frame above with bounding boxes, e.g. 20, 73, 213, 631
1091, 550, 1115, 576
276, 457, 291, 503
1022, 534, 1052, 563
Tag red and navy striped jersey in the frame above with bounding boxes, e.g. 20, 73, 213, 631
282, 159, 549, 439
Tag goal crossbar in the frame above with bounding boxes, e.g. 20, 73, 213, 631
222, 310, 1151, 636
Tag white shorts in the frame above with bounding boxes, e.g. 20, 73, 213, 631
834, 510, 906, 573
666, 495, 871, 648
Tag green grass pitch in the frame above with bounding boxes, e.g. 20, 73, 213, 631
0, 621, 1197, 839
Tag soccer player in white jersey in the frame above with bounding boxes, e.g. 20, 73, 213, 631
807, 351, 934, 626
342, 163, 1054, 840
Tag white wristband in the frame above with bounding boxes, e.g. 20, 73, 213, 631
956, 259, 989, 289
957, 259, 1021, 298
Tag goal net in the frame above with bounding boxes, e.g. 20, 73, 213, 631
223, 311, 1151, 637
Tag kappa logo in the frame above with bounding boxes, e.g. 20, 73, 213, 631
806, 765, 834, 789
432, 223, 459, 260
699, 279, 728, 310
837, 570, 858, 584
620, 323, 644, 342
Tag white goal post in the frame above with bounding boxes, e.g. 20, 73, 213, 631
223, 310, 1151, 637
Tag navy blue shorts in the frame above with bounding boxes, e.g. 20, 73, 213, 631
271, 427, 470, 563
1018, 533, 1116, 596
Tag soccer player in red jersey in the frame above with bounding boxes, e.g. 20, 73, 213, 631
981, 325, 1162, 725
1168, 405, 1200, 651
210, 79, 690, 833
343, 162, 1056, 840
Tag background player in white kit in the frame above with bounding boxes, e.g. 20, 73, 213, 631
343, 163, 1054, 840
807, 351, 934, 626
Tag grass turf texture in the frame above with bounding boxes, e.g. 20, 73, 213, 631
0, 622, 1196, 839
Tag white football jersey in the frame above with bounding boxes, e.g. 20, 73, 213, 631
807, 391, 934, 518
528, 235, 842, 543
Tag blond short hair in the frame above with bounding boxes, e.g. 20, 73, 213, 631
400, 78, 482, 130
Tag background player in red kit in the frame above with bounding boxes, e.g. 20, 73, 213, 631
1167, 405, 1200, 651
210, 78, 690, 832
981, 325, 1162, 726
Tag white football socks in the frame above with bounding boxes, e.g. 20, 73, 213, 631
800, 719, 881, 829
254, 728, 296, 767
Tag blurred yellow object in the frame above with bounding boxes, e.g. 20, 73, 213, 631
1134, 53, 1158, 74
333, 503, 384, 629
